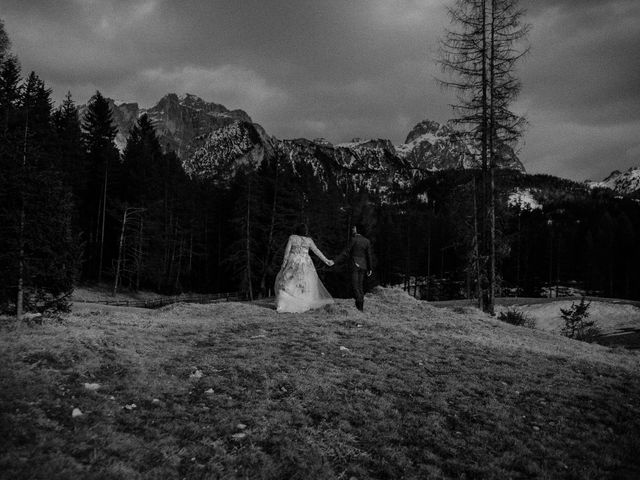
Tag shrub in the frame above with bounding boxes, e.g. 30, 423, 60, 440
498, 307, 536, 328
560, 297, 600, 342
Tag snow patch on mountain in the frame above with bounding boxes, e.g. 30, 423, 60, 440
587, 166, 640, 196
508, 189, 542, 211
182, 122, 264, 180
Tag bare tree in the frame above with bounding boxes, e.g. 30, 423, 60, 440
113, 206, 145, 297
439, 0, 529, 314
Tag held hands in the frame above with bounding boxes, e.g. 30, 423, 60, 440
367, 270, 372, 277
326, 259, 335, 266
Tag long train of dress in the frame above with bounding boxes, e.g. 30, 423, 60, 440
274, 235, 334, 313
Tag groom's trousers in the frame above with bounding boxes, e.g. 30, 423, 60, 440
351, 268, 366, 311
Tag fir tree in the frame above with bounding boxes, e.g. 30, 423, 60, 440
53, 92, 86, 198
0, 67, 79, 316
122, 113, 162, 206
0, 54, 21, 134
81, 91, 119, 281
226, 168, 264, 300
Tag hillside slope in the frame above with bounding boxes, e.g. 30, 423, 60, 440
1, 288, 639, 479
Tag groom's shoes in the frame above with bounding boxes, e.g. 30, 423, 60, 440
356, 301, 364, 311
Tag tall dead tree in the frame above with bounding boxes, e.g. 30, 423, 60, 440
260, 157, 280, 297
439, 0, 529, 314
245, 176, 254, 301
113, 206, 145, 297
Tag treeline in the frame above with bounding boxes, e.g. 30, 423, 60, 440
2, 22, 640, 315
397, 170, 640, 301
0, 41, 373, 311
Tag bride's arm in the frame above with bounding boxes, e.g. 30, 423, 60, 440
310, 239, 333, 265
281, 236, 293, 267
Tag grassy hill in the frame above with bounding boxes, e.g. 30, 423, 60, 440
1, 288, 639, 479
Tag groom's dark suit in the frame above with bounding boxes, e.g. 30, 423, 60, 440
338, 233, 372, 311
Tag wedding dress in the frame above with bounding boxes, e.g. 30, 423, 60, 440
274, 235, 334, 313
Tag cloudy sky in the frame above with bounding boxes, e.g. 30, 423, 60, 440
2, 0, 639, 181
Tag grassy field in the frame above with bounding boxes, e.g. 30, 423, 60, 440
1, 288, 639, 479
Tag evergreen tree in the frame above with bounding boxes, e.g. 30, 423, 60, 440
53, 92, 86, 198
122, 114, 162, 205
120, 118, 191, 292
0, 34, 22, 311
81, 91, 119, 281
0, 66, 79, 316
226, 168, 264, 300
0, 19, 9, 61
20, 72, 56, 168
0, 55, 21, 134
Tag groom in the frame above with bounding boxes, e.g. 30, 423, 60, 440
337, 224, 373, 311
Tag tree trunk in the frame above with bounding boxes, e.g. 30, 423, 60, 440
246, 178, 254, 301
480, 0, 490, 313
188, 232, 193, 277
17, 205, 25, 320
426, 209, 432, 300
168, 219, 178, 292
406, 221, 411, 288
488, 164, 496, 314
516, 212, 521, 297
487, 0, 496, 315
113, 208, 128, 297
136, 215, 143, 291
98, 161, 108, 282
161, 184, 169, 290
175, 233, 183, 292
260, 160, 279, 297
203, 212, 209, 287
472, 176, 482, 307
548, 229, 553, 297
16, 110, 28, 321
217, 217, 222, 292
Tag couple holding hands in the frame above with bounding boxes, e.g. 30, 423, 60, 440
274, 223, 372, 313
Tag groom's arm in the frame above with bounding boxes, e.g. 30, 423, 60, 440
365, 240, 373, 275
335, 237, 355, 265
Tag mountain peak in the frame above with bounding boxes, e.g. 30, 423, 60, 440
603, 169, 622, 183
178, 93, 227, 113
404, 119, 450, 144
397, 119, 524, 172
590, 166, 640, 196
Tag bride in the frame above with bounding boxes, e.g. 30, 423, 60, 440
274, 223, 334, 313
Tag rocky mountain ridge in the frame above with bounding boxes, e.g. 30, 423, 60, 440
85, 93, 525, 188
79, 93, 252, 157
587, 167, 640, 196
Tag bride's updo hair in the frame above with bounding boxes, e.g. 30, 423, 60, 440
294, 223, 309, 236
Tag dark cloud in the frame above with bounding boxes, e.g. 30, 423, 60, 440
516, 0, 640, 178
522, 0, 640, 124
1, 0, 638, 181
